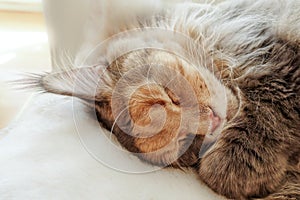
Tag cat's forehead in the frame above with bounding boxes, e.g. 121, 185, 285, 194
122, 50, 200, 78
123, 49, 211, 98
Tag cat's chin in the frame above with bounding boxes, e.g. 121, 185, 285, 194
135, 138, 194, 167
136, 134, 210, 168
137, 146, 181, 167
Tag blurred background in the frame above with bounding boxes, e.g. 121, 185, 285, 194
0, 0, 51, 128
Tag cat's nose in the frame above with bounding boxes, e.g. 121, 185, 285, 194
209, 110, 221, 133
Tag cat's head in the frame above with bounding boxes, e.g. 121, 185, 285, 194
27, 49, 231, 167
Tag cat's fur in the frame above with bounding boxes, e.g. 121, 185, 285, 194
21, 0, 300, 199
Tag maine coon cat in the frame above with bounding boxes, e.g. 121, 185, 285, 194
20, 0, 300, 199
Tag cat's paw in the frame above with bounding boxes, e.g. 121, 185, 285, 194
198, 135, 287, 199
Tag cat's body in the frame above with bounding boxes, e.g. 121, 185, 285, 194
22, 0, 300, 199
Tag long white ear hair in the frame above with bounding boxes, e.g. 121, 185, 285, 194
16, 65, 113, 102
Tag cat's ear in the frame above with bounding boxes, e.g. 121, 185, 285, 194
21, 66, 113, 101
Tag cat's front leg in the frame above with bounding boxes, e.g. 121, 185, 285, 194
198, 128, 288, 199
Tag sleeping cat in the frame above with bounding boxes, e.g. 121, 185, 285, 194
20, 0, 300, 199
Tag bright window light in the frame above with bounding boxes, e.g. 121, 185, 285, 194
0, 0, 42, 12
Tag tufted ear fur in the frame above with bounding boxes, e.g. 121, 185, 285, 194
20, 66, 113, 102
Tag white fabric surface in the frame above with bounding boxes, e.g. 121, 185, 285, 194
0, 95, 222, 200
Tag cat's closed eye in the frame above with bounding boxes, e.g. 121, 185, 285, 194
164, 87, 180, 106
